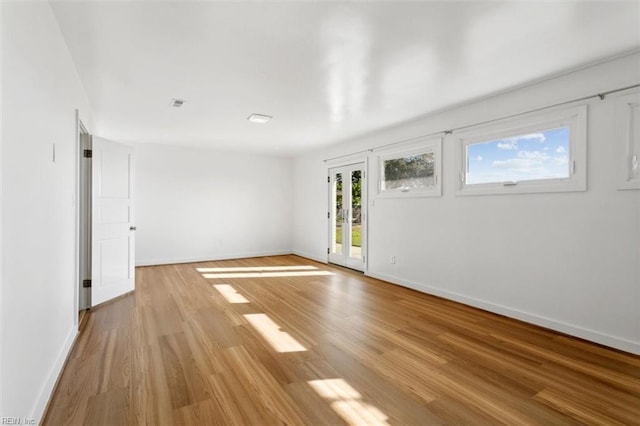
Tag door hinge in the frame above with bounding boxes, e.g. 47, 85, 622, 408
82, 279, 92, 288
327, 247, 330, 254
83, 149, 93, 158
327, 211, 330, 219
362, 255, 365, 263
327, 176, 330, 183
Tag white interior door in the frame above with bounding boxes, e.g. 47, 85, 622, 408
328, 162, 366, 271
91, 136, 135, 306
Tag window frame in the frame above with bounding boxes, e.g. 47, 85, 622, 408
376, 137, 442, 198
455, 105, 587, 196
614, 90, 640, 190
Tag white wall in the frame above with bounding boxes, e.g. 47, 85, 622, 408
134, 143, 293, 265
1, 2, 92, 420
292, 52, 640, 354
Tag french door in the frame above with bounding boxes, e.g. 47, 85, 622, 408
328, 162, 366, 271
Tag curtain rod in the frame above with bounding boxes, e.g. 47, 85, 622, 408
447, 83, 640, 135
322, 148, 373, 164
323, 83, 639, 163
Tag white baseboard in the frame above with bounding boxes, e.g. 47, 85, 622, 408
291, 250, 328, 264
135, 250, 293, 267
31, 325, 78, 423
366, 271, 640, 355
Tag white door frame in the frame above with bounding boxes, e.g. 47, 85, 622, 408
74, 110, 86, 327
327, 159, 368, 271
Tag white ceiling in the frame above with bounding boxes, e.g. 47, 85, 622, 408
50, 1, 640, 154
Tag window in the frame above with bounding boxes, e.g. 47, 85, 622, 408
377, 137, 442, 197
614, 91, 640, 190
455, 105, 587, 196
466, 127, 571, 184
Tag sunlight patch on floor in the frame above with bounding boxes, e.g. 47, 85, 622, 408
308, 378, 362, 399
331, 400, 389, 426
202, 270, 334, 279
308, 379, 390, 426
244, 313, 307, 353
197, 265, 318, 273
213, 284, 250, 304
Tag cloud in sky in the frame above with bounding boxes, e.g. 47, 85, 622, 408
492, 150, 552, 173
490, 152, 568, 176
556, 146, 566, 153
517, 133, 546, 143
517, 150, 550, 161
495, 132, 547, 151
475, 155, 483, 161
492, 158, 541, 171
553, 155, 569, 166
497, 140, 518, 150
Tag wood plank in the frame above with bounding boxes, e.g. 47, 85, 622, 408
84, 388, 130, 425
221, 345, 307, 424
172, 399, 226, 426
158, 332, 212, 409
129, 342, 173, 426
534, 388, 627, 425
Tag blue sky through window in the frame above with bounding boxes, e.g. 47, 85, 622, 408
466, 127, 570, 184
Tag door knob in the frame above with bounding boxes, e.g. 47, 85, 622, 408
130, 226, 137, 231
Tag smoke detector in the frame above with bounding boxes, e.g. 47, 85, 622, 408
170, 98, 186, 108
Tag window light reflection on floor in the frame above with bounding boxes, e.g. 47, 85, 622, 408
331, 400, 389, 426
213, 284, 250, 304
202, 270, 334, 279
308, 379, 390, 426
244, 313, 307, 353
197, 265, 319, 273
308, 378, 361, 399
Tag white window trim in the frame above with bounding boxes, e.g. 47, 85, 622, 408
614, 90, 640, 190
455, 105, 587, 196
376, 137, 442, 198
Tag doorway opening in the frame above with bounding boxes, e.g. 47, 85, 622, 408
328, 161, 367, 271
76, 121, 135, 319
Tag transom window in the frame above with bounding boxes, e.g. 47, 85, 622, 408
456, 105, 587, 196
382, 152, 434, 191
377, 137, 442, 197
466, 126, 570, 185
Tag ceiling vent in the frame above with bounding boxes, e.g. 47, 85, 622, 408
170, 98, 186, 108
247, 113, 272, 124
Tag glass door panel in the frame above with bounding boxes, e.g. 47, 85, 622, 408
331, 172, 343, 256
349, 170, 362, 261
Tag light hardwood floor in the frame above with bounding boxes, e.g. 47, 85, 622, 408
44, 255, 640, 425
